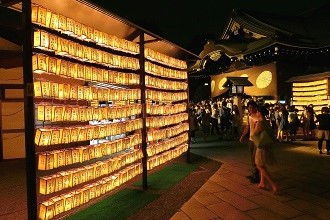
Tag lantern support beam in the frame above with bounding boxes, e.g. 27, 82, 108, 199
139, 31, 148, 190
22, 0, 38, 219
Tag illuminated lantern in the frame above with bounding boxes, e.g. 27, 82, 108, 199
35, 6, 48, 26
62, 193, 73, 212
86, 125, 94, 140
52, 106, 63, 122
97, 88, 103, 101
77, 64, 85, 80
70, 84, 78, 100
84, 65, 92, 81
75, 44, 83, 61
86, 108, 93, 121
57, 14, 67, 32
32, 54, 48, 74
68, 42, 77, 58
56, 150, 65, 168
64, 150, 72, 166
47, 56, 57, 75
54, 173, 63, 191
62, 106, 71, 122
91, 87, 98, 100
63, 83, 70, 99
86, 165, 94, 181
77, 85, 84, 100
38, 200, 55, 220
52, 196, 64, 216
74, 21, 82, 37
50, 128, 61, 145
56, 38, 69, 56
50, 82, 59, 98
78, 126, 87, 141
70, 127, 79, 143
61, 128, 71, 144
39, 175, 55, 194
91, 67, 98, 82
49, 34, 57, 52
79, 168, 87, 183
49, 13, 58, 30
78, 107, 87, 122
80, 23, 88, 40
38, 152, 47, 170
88, 183, 96, 200
34, 30, 49, 51
60, 171, 72, 188
82, 187, 90, 204
67, 62, 77, 79
56, 59, 68, 77
97, 68, 103, 82
93, 126, 100, 140
72, 190, 82, 208
95, 182, 101, 197
93, 29, 100, 43
87, 26, 94, 42
71, 169, 80, 186
35, 128, 51, 146
71, 106, 79, 121
79, 147, 89, 163
83, 46, 92, 62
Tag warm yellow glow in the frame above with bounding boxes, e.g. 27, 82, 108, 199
256, 71, 272, 89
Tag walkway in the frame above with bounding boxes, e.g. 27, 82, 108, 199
171, 134, 330, 220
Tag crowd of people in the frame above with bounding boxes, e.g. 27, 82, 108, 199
189, 98, 330, 194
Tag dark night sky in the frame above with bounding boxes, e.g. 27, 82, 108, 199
90, 0, 329, 55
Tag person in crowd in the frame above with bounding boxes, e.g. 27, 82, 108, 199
300, 105, 310, 140
219, 100, 232, 139
201, 109, 211, 142
307, 105, 317, 140
210, 103, 220, 135
251, 105, 278, 194
239, 100, 260, 183
268, 104, 277, 132
231, 104, 241, 138
276, 105, 289, 142
288, 105, 299, 141
188, 108, 198, 143
315, 106, 330, 154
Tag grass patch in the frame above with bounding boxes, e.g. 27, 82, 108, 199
65, 189, 159, 220
134, 163, 199, 189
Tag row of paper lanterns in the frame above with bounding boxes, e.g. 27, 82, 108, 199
147, 144, 188, 170
38, 163, 142, 220
147, 133, 188, 157
145, 75, 188, 91
35, 119, 142, 146
146, 90, 187, 102
36, 104, 142, 122
147, 123, 189, 142
145, 61, 187, 80
144, 48, 187, 70
38, 133, 142, 170
146, 103, 187, 115
33, 54, 140, 84
34, 31, 140, 70
32, 5, 139, 55
39, 149, 143, 195
146, 113, 188, 128
34, 80, 141, 101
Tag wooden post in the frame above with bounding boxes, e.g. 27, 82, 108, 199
139, 31, 148, 189
22, 0, 37, 219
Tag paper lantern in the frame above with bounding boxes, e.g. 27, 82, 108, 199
52, 196, 64, 216
50, 82, 59, 99
47, 56, 57, 75
80, 23, 88, 40
70, 106, 79, 121
64, 150, 72, 166
78, 107, 87, 122
68, 42, 77, 58
38, 152, 48, 170
77, 85, 84, 100
63, 83, 70, 99
82, 187, 90, 204
49, 13, 58, 30
62, 193, 73, 212
80, 168, 88, 183
34, 30, 49, 51
79, 147, 89, 163
56, 59, 68, 77
88, 183, 96, 200
78, 127, 87, 141
56, 38, 69, 56
91, 67, 98, 82
70, 127, 79, 143
87, 26, 94, 42
55, 150, 65, 168
93, 29, 100, 43
74, 21, 82, 37
35, 128, 52, 146
60, 171, 72, 188
50, 128, 61, 145
77, 64, 85, 80
70, 84, 78, 100
84, 65, 92, 81
39, 200, 55, 220
72, 191, 82, 208
71, 169, 80, 186
57, 14, 67, 32
32, 54, 48, 74
54, 173, 63, 192
39, 175, 56, 194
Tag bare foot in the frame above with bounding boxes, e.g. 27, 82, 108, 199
258, 184, 265, 189
272, 184, 278, 194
